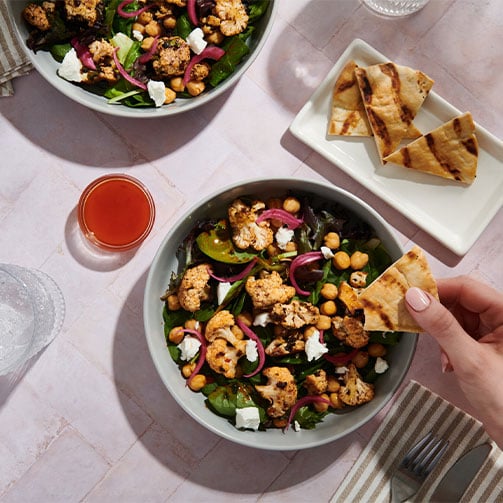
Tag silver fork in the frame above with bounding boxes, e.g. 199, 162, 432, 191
390, 431, 449, 502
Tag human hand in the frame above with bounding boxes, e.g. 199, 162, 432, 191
405, 276, 503, 449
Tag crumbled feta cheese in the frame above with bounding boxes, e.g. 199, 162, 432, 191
275, 227, 295, 250
253, 312, 271, 327
305, 331, 328, 362
375, 357, 389, 374
217, 282, 232, 304
235, 407, 261, 430
245, 339, 258, 362
294, 420, 301, 432
335, 366, 349, 374
321, 246, 335, 259
177, 336, 201, 361
132, 29, 144, 41
147, 80, 166, 107
58, 48, 83, 83
186, 28, 207, 55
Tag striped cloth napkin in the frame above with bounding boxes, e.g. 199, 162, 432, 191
331, 380, 503, 502
0, 2, 32, 97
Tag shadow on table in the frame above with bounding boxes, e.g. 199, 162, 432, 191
112, 271, 362, 495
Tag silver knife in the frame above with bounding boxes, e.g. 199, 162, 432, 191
430, 443, 492, 502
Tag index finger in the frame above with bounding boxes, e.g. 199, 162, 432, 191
437, 276, 503, 330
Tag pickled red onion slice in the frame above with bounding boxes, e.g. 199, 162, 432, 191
324, 348, 358, 366
236, 318, 265, 378
138, 35, 159, 64
187, 0, 198, 25
286, 395, 330, 430
183, 45, 225, 85
289, 251, 324, 296
117, 0, 153, 18
112, 47, 147, 90
256, 209, 303, 229
208, 258, 258, 283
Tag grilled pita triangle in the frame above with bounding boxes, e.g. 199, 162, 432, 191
328, 60, 422, 138
384, 112, 478, 184
355, 63, 434, 161
358, 246, 438, 332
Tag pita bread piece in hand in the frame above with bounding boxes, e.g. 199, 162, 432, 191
355, 62, 434, 161
358, 246, 438, 332
384, 112, 478, 184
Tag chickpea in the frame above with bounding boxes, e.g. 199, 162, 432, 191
138, 11, 153, 24
314, 393, 330, 412
327, 376, 340, 393
132, 22, 145, 34
186, 80, 205, 97
350, 251, 369, 270
184, 319, 199, 331
316, 315, 332, 331
167, 294, 181, 310
164, 87, 176, 104
320, 282, 338, 300
145, 20, 161, 37
231, 325, 244, 339
333, 251, 351, 270
206, 30, 224, 45
368, 342, 387, 358
273, 417, 288, 428
267, 243, 280, 256
188, 374, 207, 392
182, 363, 195, 378
282, 196, 301, 214
323, 232, 340, 250
170, 77, 185, 93
352, 351, 369, 368
141, 36, 155, 51
320, 300, 337, 316
330, 392, 344, 409
237, 312, 253, 327
284, 241, 297, 252
304, 325, 318, 339
168, 326, 184, 344
162, 15, 177, 30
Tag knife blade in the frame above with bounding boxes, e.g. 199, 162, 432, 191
430, 443, 492, 502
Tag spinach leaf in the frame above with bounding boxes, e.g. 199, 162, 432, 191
294, 406, 329, 430
208, 36, 250, 87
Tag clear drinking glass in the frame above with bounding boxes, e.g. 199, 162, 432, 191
361, 0, 430, 16
0, 264, 65, 375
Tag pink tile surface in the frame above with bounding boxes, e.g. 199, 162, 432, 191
1, 0, 502, 500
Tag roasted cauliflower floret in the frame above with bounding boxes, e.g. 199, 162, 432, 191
81, 39, 119, 84
165, 0, 186, 6
332, 315, 369, 349
152, 36, 191, 78
22, 2, 52, 31
214, 0, 249, 36
206, 337, 245, 379
177, 264, 212, 312
265, 328, 305, 357
204, 310, 242, 345
245, 271, 295, 310
255, 367, 297, 418
338, 364, 374, 406
304, 369, 328, 395
270, 300, 320, 329
228, 199, 274, 251
64, 0, 103, 27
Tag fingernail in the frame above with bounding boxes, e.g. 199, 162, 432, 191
406, 287, 431, 312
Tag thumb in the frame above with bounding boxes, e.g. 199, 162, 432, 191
405, 287, 477, 364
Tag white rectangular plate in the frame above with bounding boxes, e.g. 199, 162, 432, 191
289, 38, 503, 256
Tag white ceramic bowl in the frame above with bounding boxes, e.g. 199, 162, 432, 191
6, 0, 276, 118
144, 178, 417, 450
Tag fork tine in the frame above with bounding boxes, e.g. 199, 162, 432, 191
402, 431, 433, 465
415, 438, 449, 477
404, 433, 449, 477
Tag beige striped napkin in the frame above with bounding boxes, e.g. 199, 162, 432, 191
331, 380, 503, 502
0, 1, 32, 97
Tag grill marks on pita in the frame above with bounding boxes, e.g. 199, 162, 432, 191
358, 246, 438, 333
354, 63, 434, 161
384, 112, 478, 184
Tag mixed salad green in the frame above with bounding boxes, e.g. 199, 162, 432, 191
162, 192, 403, 432
21, 0, 269, 108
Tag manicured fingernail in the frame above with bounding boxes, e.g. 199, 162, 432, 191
406, 287, 431, 312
